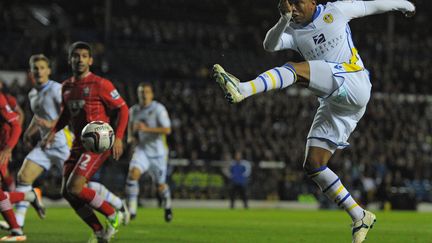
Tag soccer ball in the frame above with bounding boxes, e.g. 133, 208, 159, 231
81, 121, 115, 153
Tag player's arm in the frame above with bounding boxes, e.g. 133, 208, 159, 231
23, 116, 39, 148
263, 0, 296, 52
13, 103, 25, 126
127, 108, 137, 145
41, 85, 69, 148
41, 109, 69, 148
100, 79, 129, 160
335, 0, 415, 20
136, 105, 171, 135
0, 96, 22, 163
134, 124, 171, 135
34, 116, 58, 129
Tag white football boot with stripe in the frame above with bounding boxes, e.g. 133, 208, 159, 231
213, 64, 244, 103
352, 210, 376, 243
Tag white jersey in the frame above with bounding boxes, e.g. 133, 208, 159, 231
129, 101, 171, 157
28, 80, 66, 148
281, 2, 366, 68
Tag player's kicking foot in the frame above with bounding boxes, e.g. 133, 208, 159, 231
120, 200, 130, 226
103, 212, 119, 242
213, 64, 244, 103
30, 188, 45, 219
0, 229, 26, 242
352, 210, 376, 243
164, 208, 173, 223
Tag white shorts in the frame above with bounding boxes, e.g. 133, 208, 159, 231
25, 144, 70, 170
129, 147, 168, 184
307, 61, 372, 150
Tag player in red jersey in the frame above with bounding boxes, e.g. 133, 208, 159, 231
0, 91, 45, 242
0, 80, 25, 192
41, 41, 128, 243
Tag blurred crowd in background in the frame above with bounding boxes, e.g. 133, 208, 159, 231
0, 0, 431, 209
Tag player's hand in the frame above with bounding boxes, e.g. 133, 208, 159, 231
133, 122, 149, 132
35, 116, 54, 128
0, 146, 12, 165
278, 0, 293, 18
41, 131, 56, 149
112, 137, 123, 161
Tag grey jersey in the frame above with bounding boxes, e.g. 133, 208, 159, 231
129, 101, 171, 157
28, 80, 66, 147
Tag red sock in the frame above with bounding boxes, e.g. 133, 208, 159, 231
6, 192, 25, 204
3, 175, 15, 191
78, 187, 115, 217
0, 189, 20, 229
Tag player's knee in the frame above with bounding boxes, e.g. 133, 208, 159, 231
302, 156, 325, 174
65, 181, 84, 196
158, 183, 168, 193
128, 168, 141, 181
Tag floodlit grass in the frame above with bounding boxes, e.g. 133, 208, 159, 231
17, 207, 432, 242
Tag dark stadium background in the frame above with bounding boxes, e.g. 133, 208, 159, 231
0, 0, 430, 210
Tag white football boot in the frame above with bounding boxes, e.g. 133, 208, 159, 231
213, 64, 245, 103
352, 210, 377, 243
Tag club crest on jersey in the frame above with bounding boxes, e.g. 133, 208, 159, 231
323, 14, 334, 24
5, 105, 12, 113
110, 89, 120, 100
312, 33, 326, 45
83, 87, 90, 96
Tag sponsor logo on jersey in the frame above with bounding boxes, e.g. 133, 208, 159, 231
323, 14, 334, 24
312, 33, 326, 45
83, 87, 90, 96
110, 90, 120, 100
67, 99, 85, 116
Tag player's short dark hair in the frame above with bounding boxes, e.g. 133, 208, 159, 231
29, 54, 50, 67
68, 41, 92, 59
138, 82, 153, 89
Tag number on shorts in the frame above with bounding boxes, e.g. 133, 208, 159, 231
78, 154, 91, 171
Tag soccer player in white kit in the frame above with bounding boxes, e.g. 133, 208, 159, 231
213, 1, 415, 242
125, 82, 173, 222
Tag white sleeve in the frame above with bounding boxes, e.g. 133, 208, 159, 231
263, 16, 296, 52
157, 105, 171, 128
334, 0, 415, 20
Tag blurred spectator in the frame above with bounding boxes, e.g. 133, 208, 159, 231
228, 151, 251, 209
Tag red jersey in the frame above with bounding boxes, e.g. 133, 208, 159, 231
0, 92, 21, 149
55, 72, 128, 148
5, 94, 17, 110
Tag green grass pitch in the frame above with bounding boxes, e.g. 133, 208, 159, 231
16, 207, 432, 242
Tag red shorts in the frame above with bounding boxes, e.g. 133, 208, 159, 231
63, 147, 111, 180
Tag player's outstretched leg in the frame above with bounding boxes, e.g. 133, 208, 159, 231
213, 63, 297, 103
213, 64, 244, 103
